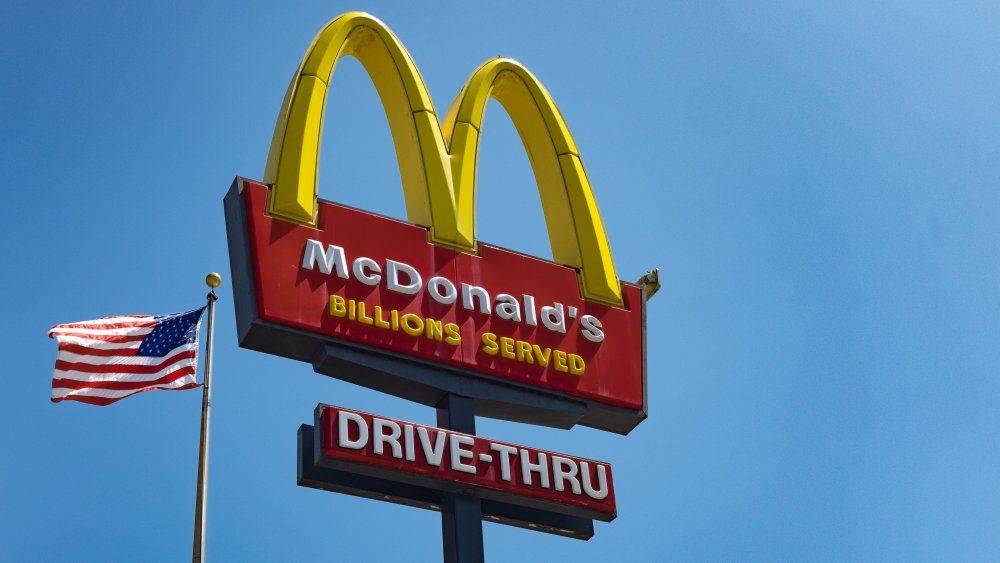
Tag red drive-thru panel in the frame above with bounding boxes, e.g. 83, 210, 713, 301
316, 405, 616, 521
239, 180, 644, 412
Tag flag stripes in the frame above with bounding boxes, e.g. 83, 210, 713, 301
53, 366, 197, 391
54, 348, 197, 374
50, 379, 201, 406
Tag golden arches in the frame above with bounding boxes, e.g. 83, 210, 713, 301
264, 12, 623, 306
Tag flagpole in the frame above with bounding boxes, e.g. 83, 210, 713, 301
193, 272, 221, 563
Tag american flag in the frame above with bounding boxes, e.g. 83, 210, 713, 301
48, 308, 206, 405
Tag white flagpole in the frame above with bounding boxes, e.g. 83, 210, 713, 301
192, 273, 221, 563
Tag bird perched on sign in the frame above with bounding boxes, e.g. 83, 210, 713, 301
636, 268, 661, 300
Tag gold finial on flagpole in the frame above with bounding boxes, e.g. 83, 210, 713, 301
205, 272, 222, 290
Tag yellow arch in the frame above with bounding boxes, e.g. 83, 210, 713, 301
264, 12, 623, 306
263, 12, 467, 248
443, 58, 621, 306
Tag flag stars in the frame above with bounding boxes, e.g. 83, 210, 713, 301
137, 308, 205, 357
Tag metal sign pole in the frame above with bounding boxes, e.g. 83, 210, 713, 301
436, 394, 485, 563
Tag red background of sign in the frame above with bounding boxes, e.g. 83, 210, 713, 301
241, 180, 644, 410
318, 405, 617, 518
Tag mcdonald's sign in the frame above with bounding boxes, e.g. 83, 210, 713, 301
225, 12, 655, 435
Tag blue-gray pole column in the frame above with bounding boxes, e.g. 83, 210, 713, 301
436, 394, 485, 563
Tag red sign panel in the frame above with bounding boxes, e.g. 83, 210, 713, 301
238, 180, 644, 412
316, 405, 617, 520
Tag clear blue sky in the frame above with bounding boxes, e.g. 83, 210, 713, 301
3, 1, 998, 561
